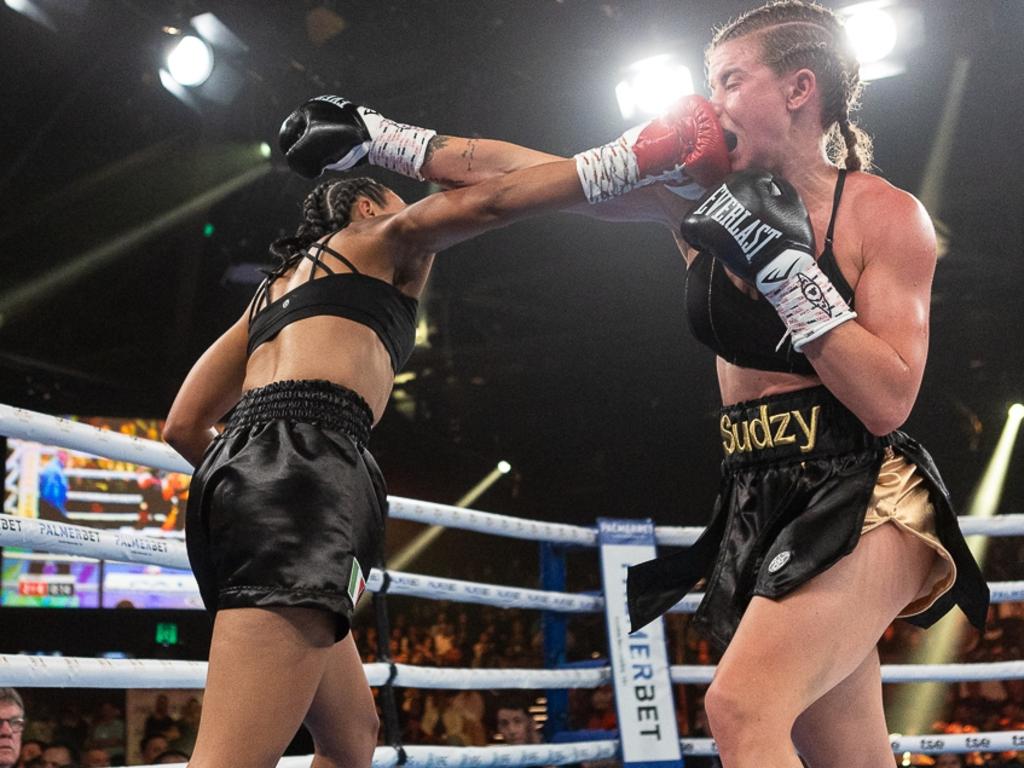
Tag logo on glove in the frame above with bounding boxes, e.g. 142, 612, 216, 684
691, 183, 784, 263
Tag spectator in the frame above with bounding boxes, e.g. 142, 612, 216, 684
17, 740, 45, 768
139, 735, 169, 765
85, 703, 123, 765
0, 689, 25, 768
78, 749, 109, 768
934, 754, 964, 768
494, 694, 541, 746
38, 743, 77, 768
168, 699, 200, 756
143, 696, 176, 740
51, 709, 86, 755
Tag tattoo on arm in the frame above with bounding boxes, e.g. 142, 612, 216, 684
461, 138, 478, 172
423, 135, 451, 166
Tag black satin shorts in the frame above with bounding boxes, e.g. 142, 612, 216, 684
627, 386, 988, 652
185, 379, 386, 641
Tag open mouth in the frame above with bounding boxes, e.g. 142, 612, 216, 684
724, 130, 738, 152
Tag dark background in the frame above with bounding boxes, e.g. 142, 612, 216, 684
1, 0, 1022, 619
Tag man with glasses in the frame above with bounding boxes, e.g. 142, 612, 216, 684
0, 688, 25, 768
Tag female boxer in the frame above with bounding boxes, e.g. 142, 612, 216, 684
283, 2, 988, 765
163, 97, 726, 768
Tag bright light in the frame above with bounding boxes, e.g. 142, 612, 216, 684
844, 6, 898, 64
1009, 403, 1024, 420
497, 460, 512, 475
616, 55, 694, 120
166, 35, 214, 87
258, 142, 272, 159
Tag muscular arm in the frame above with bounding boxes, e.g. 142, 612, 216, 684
801, 189, 936, 435
421, 135, 691, 227
386, 158, 588, 254
163, 312, 249, 466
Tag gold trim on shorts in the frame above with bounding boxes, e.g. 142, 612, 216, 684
861, 446, 957, 618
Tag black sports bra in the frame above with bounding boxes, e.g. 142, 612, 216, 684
247, 241, 419, 373
683, 169, 855, 374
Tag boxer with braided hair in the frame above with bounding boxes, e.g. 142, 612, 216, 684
629, 2, 987, 766
280, 2, 987, 765
162, 101, 724, 768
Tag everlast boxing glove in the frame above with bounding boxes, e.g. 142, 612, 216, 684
681, 169, 856, 351
279, 95, 436, 180
574, 94, 730, 203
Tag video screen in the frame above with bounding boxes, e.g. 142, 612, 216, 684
2, 417, 202, 609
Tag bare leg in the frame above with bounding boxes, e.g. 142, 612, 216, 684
188, 606, 336, 768
704, 524, 936, 768
306, 633, 379, 768
791, 649, 893, 768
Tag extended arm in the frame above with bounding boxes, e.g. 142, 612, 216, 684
278, 95, 730, 228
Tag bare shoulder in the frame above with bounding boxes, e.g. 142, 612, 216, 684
845, 172, 934, 237
844, 171, 936, 268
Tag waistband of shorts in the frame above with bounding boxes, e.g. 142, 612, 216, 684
719, 386, 895, 470
224, 379, 372, 448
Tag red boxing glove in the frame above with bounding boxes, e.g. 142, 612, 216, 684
575, 94, 731, 203
634, 95, 730, 186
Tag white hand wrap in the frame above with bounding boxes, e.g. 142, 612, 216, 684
360, 109, 437, 181
757, 250, 857, 352
573, 127, 646, 204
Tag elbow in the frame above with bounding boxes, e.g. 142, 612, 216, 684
162, 413, 196, 453
860, 401, 913, 437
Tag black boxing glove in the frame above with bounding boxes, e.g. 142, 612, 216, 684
279, 95, 436, 180
681, 169, 856, 351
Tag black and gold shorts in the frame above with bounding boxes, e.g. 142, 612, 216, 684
627, 386, 988, 652
185, 379, 386, 641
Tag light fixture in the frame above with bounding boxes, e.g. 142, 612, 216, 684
165, 34, 214, 88
615, 54, 694, 121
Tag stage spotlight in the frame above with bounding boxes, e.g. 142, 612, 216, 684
5, 0, 54, 30
843, 4, 898, 64
159, 14, 247, 107
498, 460, 512, 475
258, 142, 272, 159
165, 34, 213, 88
615, 54, 694, 121
838, 1, 913, 81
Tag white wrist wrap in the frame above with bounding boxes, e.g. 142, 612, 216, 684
758, 250, 856, 352
573, 128, 644, 204
362, 111, 437, 181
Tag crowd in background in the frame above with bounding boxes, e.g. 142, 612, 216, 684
3, 537, 1023, 767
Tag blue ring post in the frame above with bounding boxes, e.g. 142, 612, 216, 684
540, 541, 569, 738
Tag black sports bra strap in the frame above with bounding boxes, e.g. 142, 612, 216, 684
824, 169, 847, 248
248, 278, 271, 324
307, 240, 361, 278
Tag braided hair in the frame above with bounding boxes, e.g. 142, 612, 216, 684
266, 176, 389, 279
709, 0, 873, 171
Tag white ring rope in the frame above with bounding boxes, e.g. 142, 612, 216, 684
1, 518, 1023, 613
130, 742, 622, 768
4, 653, 1022, 690
6, 404, 1024, 543
124, 730, 1024, 768
0, 518, 599, 612
364, 569, 602, 613
670, 660, 1024, 684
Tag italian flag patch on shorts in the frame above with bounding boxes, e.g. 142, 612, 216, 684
347, 559, 366, 605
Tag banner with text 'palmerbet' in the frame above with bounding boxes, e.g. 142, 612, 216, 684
598, 518, 683, 768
